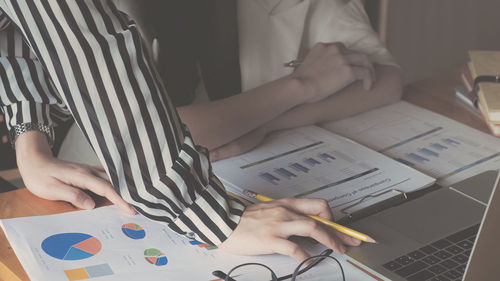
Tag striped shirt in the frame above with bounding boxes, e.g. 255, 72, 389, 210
0, 0, 244, 245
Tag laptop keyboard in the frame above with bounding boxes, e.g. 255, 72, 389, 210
382, 224, 479, 281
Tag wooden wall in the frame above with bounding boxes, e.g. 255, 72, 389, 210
384, 0, 500, 83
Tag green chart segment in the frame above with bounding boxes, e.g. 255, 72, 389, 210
41, 233, 102, 260
144, 248, 168, 266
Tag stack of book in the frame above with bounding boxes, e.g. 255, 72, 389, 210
456, 51, 500, 136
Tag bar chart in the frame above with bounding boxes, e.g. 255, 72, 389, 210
257, 150, 348, 185
325, 102, 500, 186
213, 126, 434, 219
289, 163, 309, 173
64, 264, 113, 281
304, 157, 321, 166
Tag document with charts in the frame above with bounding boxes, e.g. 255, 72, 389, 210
322, 101, 500, 187
212, 126, 435, 220
1, 205, 369, 281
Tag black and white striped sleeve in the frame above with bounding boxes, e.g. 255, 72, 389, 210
0, 9, 67, 143
0, 8, 10, 29
0, 0, 244, 245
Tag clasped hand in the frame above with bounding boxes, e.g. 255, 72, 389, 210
292, 42, 376, 103
210, 42, 376, 161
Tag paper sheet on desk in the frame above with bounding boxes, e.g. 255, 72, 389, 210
322, 101, 500, 186
0, 206, 375, 281
212, 126, 435, 220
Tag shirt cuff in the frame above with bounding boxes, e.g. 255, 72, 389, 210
8, 122, 55, 148
171, 179, 245, 245
2, 101, 54, 147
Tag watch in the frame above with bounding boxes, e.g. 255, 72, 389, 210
9, 123, 55, 148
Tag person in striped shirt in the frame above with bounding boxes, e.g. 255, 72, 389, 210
0, 0, 369, 260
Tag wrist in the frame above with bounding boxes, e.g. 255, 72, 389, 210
16, 131, 53, 167
285, 74, 316, 104
9, 123, 54, 148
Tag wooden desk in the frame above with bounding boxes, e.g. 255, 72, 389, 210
0, 191, 109, 281
404, 69, 489, 134
0, 70, 491, 281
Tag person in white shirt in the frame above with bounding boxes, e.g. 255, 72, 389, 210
148, 0, 401, 161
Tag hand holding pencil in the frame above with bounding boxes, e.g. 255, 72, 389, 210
244, 189, 376, 244
219, 194, 365, 261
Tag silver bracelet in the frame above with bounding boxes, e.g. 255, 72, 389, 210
9, 123, 55, 149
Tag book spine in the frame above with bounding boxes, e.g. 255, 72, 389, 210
455, 86, 482, 120
455, 85, 476, 109
461, 65, 474, 93
460, 64, 479, 106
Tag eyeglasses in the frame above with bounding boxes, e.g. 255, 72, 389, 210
212, 249, 345, 281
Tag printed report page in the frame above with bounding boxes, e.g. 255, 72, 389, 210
1, 206, 367, 281
322, 101, 500, 187
212, 126, 435, 220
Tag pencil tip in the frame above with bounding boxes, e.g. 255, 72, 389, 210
366, 237, 377, 244
243, 189, 257, 198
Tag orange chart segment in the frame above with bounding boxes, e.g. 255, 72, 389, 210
123, 223, 143, 231
65, 264, 114, 281
123, 223, 135, 229
65, 268, 90, 281
145, 257, 157, 264
73, 237, 102, 255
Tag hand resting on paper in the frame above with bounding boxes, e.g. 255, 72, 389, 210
15, 131, 136, 215
219, 198, 362, 261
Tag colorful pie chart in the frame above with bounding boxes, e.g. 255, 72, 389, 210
41, 233, 102, 260
144, 248, 168, 266
121, 223, 146, 239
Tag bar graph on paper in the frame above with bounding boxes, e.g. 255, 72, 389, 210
324, 101, 500, 186
213, 126, 435, 219
389, 133, 500, 181
232, 134, 380, 201
257, 152, 338, 185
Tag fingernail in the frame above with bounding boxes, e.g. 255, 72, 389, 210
352, 237, 362, 245
83, 199, 95, 209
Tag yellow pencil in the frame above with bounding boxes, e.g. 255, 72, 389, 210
243, 189, 376, 244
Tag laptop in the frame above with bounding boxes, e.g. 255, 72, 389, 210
346, 170, 500, 281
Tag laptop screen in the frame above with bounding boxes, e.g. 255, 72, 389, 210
463, 171, 500, 280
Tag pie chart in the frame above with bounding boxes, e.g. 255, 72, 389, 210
144, 248, 168, 266
121, 223, 146, 239
41, 233, 102, 260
